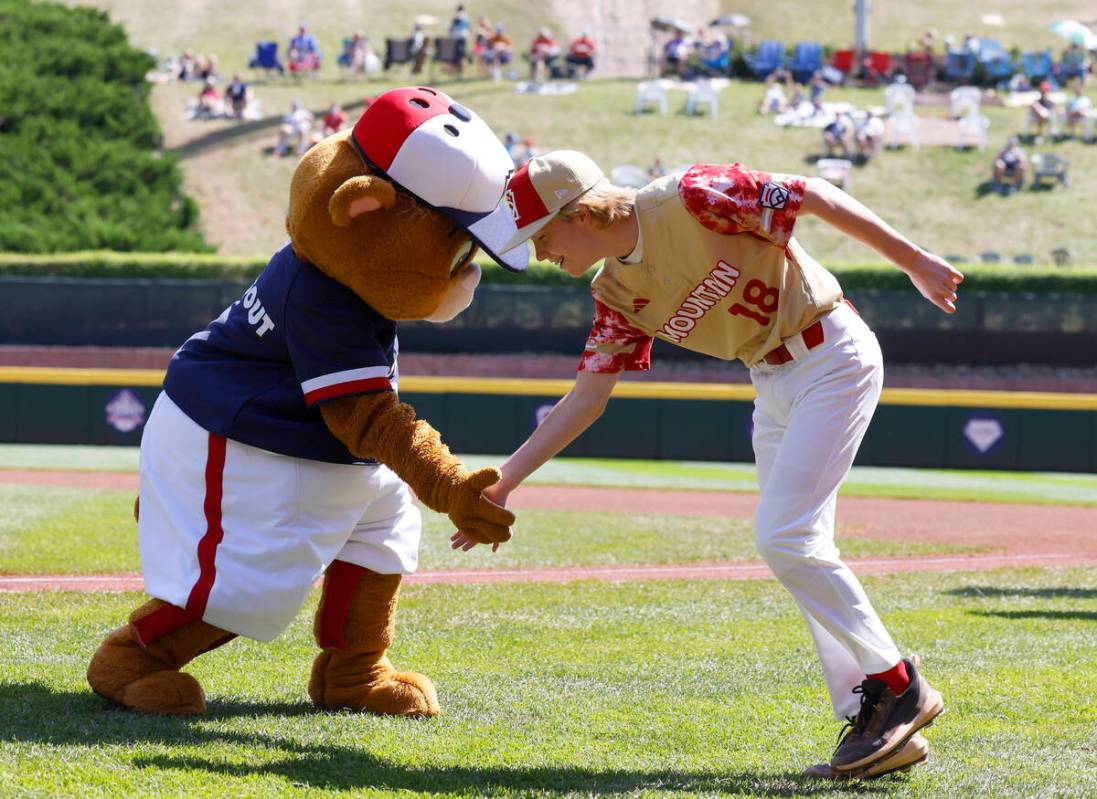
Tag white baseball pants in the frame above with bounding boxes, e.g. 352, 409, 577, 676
137, 392, 421, 642
750, 302, 902, 720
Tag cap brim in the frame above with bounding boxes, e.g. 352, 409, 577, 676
441, 202, 530, 273
500, 213, 557, 256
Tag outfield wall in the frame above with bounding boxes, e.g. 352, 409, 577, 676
2, 279, 1095, 365
2, 368, 1094, 473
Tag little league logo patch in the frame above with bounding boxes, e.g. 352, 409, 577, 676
758, 182, 789, 210
632, 298, 650, 313
105, 389, 147, 433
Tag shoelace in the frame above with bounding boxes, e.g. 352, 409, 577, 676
833, 680, 886, 752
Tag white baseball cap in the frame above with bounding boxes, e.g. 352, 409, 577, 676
500, 150, 605, 254
351, 86, 529, 272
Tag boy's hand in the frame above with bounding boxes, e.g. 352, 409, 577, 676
905, 250, 964, 313
445, 467, 514, 545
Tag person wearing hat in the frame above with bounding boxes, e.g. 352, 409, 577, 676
526, 26, 561, 82
1027, 81, 1057, 143
454, 150, 962, 779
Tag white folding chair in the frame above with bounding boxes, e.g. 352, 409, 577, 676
884, 112, 921, 151
884, 83, 915, 117
956, 112, 989, 150
948, 86, 981, 118
635, 81, 668, 115
685, 80, 719, 117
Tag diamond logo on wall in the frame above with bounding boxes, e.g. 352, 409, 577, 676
963, 417, 1004, 454
105, 390, 147, 433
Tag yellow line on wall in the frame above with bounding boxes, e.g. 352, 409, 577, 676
2, 367, 1096, 410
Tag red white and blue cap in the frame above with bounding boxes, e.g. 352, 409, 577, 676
500, 150, 605, 254
351, 86, 529, 272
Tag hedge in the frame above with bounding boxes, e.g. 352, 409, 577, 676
0, 0, 207, 253
2, 252, 1097, 294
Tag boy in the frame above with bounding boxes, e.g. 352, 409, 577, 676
456, 151, 962, 777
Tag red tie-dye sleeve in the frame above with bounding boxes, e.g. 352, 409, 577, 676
678, 164, 805, 247
578, 292, 653, 373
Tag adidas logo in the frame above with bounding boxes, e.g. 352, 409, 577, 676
632, 298, 650, 313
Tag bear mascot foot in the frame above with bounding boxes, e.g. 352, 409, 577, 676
87, 599, 235, 716
309, 561, 439, 716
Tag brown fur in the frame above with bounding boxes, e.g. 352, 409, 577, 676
309, 570, 439, 716
92, 119, 512, 717
86, 599, 234, 715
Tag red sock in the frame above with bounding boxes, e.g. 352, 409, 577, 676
867, 660, 910, 695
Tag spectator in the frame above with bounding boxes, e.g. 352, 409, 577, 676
196, 78, 221, 118
274, 99, 314, 157
809, 72, 825, 105
854, 111, 885, 161
565, 29, 596, 78
224, 74, 249, 119
515, 136, 536, 166
527, 27, 561, 82
503, 131, 521, 164
473, 16, 494, 77
322, 102, 347, 137
662, 30, 688, 77
992, 136, 1026, 194
648, 156, 667, 179
919, 28, 937, 54
1059, 43, 1089, 86
340, 32, 376, 79
197, 54, 219, 84
822, 113, 852, 157
757, 72, 788, 114
487, 22, 513, 80
175, 49, 198, 81
700, 31, 730, 76
410, 23, 429, 75
448, 4, 471, 43
1027, 81, 1056, 142
288, 23, 322, 74
1064, 83, 1092, 138
961, 34, 980, 58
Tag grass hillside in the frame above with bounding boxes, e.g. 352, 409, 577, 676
61, 1, 1097, 265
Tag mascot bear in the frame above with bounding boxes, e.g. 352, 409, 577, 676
87, 86, 528, 716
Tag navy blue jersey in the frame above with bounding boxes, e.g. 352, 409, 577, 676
164, 243, 397, 464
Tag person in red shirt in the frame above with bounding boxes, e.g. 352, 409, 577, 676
322, 102, 347, 137
565, 29, 596, 78
526, 26, 560, 81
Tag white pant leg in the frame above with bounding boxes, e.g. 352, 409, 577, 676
751, 306, 901, 703
138, 392, 419, 642
336, 465, 422, 574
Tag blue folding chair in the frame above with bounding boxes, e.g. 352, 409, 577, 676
944, 51, 975, 82
788, 41, 822, 84
745, 40, 785, 80
1022, 50, 1053, 84
248, 41, 284, 77
977, 38, 1013, 85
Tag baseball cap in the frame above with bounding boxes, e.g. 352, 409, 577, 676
351, 86, 528, 272
500, 150, 605, 253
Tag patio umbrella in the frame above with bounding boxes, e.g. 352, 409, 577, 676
650, 16, 694, 34
1048, 19, 1097, 49
710, 13, 751, 28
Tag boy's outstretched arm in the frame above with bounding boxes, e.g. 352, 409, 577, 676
799, 176, 964, 313
451, 369, 621, 550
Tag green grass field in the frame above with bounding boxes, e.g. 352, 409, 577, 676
2, 570, 1096, 797
1, 444, 1096, 795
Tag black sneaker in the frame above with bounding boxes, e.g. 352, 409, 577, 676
830, 656, 944, 773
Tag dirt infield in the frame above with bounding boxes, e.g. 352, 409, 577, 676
3, 470, 1096, 592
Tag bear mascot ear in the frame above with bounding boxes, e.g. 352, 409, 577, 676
328, 176, 397, 227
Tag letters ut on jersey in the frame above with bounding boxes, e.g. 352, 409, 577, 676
241, 283, 276, 337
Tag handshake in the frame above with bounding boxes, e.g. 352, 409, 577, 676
442, 466, 513, 551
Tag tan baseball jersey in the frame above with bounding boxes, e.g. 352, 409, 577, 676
579, 164, 843, 373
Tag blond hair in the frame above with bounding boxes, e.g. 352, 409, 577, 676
558, 180, 636, 227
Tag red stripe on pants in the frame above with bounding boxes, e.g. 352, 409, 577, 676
134, 433, 227, 646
